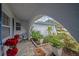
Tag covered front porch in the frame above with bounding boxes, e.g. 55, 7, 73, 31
0, 3, 79, 56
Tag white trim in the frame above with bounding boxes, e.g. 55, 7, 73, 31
1, 25, 10, 28
10, 18, 13, 37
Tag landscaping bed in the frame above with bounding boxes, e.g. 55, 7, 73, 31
31, 26, 79, 56
62, 48, 79, 56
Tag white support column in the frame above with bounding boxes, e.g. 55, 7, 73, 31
10, 18, 13, 37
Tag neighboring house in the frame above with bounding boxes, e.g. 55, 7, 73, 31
32, 17, 57, 36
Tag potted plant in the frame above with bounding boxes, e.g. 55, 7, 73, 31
44, 35, 64, 56
44, 26, 64, 56
31, 31, 43, 44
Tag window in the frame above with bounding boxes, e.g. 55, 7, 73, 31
16, 22, 21, 30
2, 13, 10, 26
2, 12, 10, 39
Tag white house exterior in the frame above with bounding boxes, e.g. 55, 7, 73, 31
33, 23, 57, 36
32, 16, 58, 36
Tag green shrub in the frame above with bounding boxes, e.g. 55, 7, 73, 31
44, 35, 64, 48
63, 33, 79, 52
31, 31, 43, 41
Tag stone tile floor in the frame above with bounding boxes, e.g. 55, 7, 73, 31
16, 40, 54, 56
17, 40, 35, 56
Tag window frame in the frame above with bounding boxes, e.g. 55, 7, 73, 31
2, 12, 11, 39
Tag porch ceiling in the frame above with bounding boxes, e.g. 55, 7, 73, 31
8, 3, 78, 20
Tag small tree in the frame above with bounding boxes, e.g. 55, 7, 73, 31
47, 26, 52, 35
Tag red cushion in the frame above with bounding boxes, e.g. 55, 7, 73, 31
4, 38, 18, 46
4, 34, 19, 46
6, 48, 18, 56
